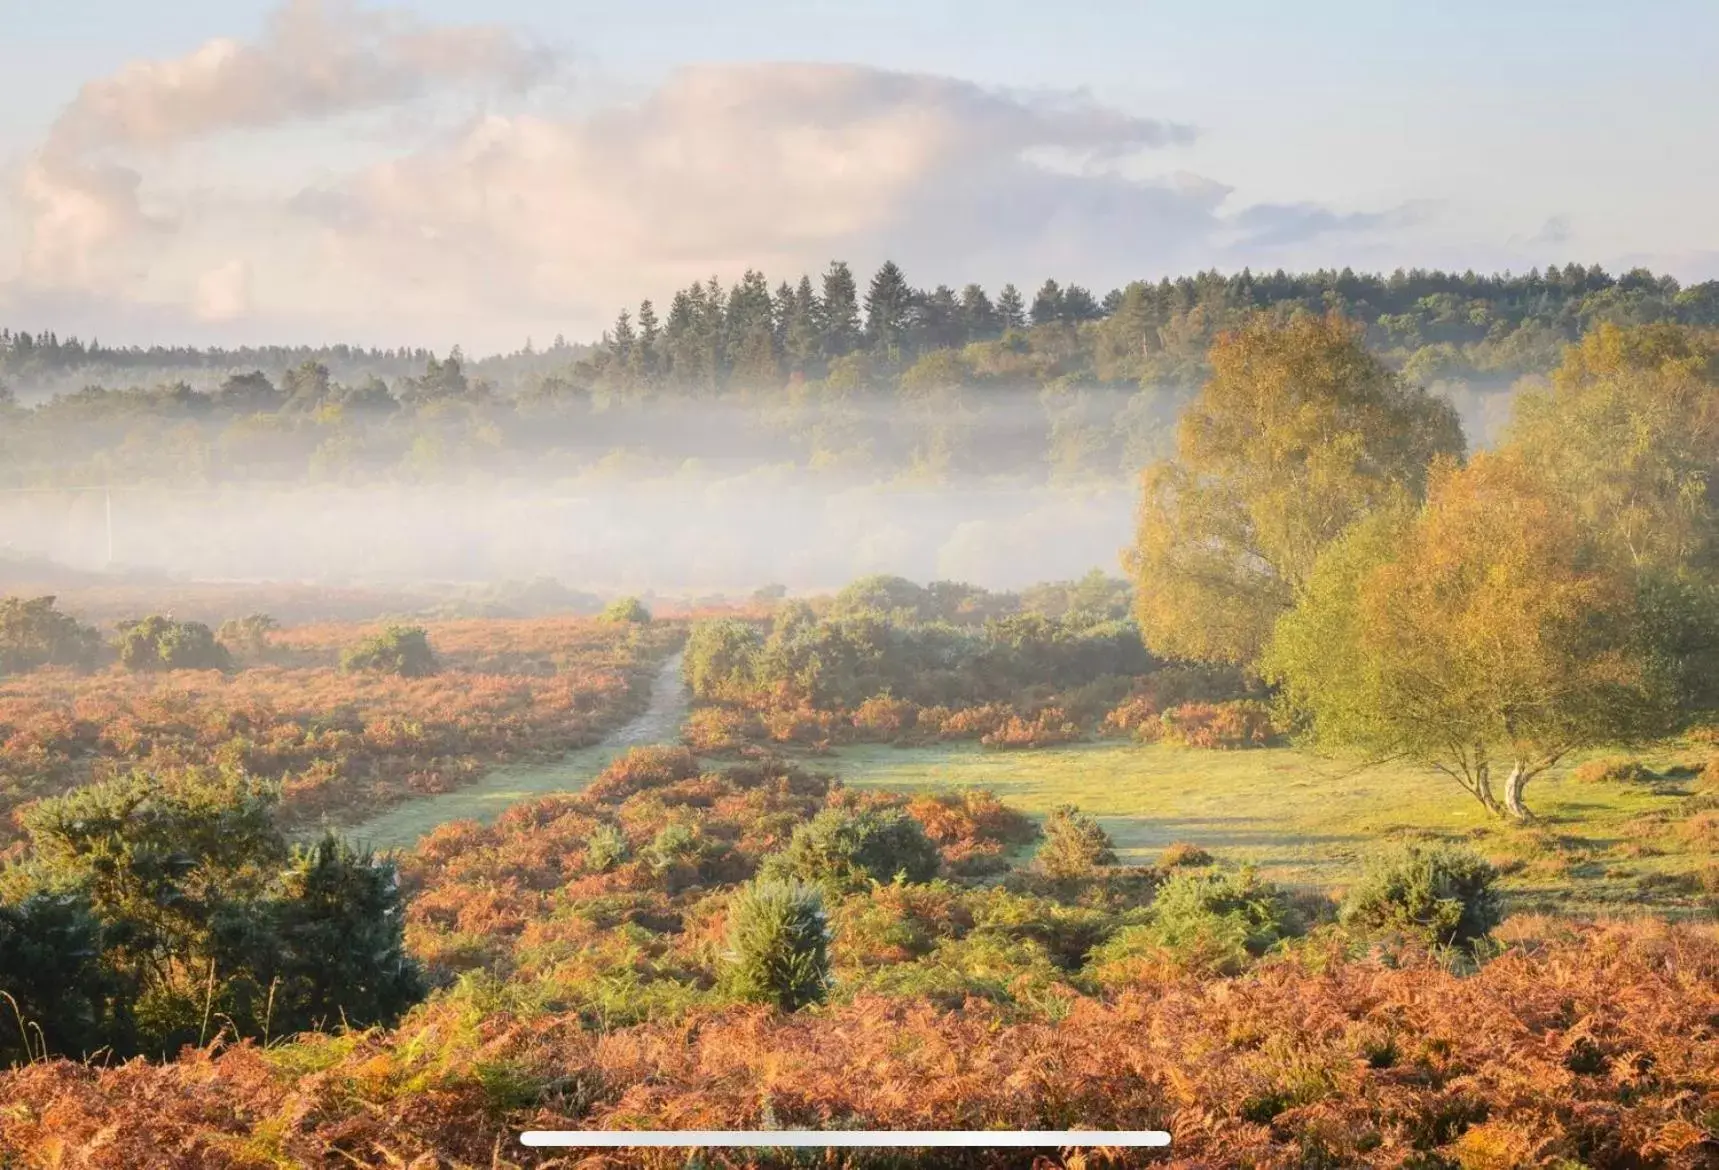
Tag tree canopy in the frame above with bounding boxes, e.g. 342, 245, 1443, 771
1264, 452, 1716, 819
1508, 322, 1719, 573
1127, 313, 1464, 667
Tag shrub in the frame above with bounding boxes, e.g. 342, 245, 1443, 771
1340, 844, 1502, 951
5, 775, 423, 1061
935, 703, 1015, 740
584, 747, 702, 803
1684, 810, 1719, 849
1160, 699, 1276, 749
216, 614, 278, 661
906, 789, 1038, 877
851, 694, 918, 740
1158, 842, 1215, 868
1100, 868, 1298, 975
760, 705, 845, 746
585, 825, 630, 873
340, 625, 437, 677
759, 807, 942, 893
1570, 756, 1657, 785
682, 706, 763, 754
683, 620, 761, 699
980, 707, 1082, 749
1700, 756, 1719, 794
1699, 863, 1719, 908
600, 597, 652, 625
0, 891, 114, 1063
905, 790, 1039, 852
116, 615, 232, 672
645, 822, 707, 875
720, 879, 831, 1011
1101, 695, 1162, 739
241, 835, 426, 1038
1034, 805, 1116, 878
0, 596, 102, 674
1055, 676, 1136, 726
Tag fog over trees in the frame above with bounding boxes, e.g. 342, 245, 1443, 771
1, 262, 1713, 591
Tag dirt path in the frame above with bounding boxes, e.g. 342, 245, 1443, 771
348, 652, 687, 851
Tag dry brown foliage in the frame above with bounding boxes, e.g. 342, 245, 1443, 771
0, 922, 1714, 1168
0, 617, 679, 844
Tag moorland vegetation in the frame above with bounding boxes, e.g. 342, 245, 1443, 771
2, 293, 1719, 1167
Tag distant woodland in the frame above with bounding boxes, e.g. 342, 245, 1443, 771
3, 263, 1716, 487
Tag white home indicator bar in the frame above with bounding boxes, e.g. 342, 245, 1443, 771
521, 1131, 1171, 1148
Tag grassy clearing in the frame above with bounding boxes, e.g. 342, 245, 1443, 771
821, 738, 1714, 916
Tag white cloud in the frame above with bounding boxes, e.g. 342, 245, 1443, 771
16, 156, 160, 288
8, 0, 555, 315
46, 0, 554, 156
3, 1, 1436, 347
192, 259, 253, 322
284, 62, 1208, 329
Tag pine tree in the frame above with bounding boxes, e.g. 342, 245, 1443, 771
959, 283, 997, 340
864, 260, 913, 358
820, 261, 860, 358
996, 283, 1026, 330
913, 284, 961, 352
772, 281, 796, 349
1031, 279, 1065, 326
784, 275, 822, 371
610, 309, 635, 364
632, 299, 660, 382
1063, 284, 1102, 322
696, 277, 728, 392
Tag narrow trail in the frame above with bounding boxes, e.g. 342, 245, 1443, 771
348, 652, 687, 852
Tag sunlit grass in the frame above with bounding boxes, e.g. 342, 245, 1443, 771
822, 738, 1711, 916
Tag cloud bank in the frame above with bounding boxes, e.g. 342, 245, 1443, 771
3, 0, 1437, 349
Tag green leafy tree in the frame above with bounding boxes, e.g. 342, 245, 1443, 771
1265, 453, 1716, 819
1126, 312, 1464, 667
1030, 279, 1065, 326
215, 370, 283, 413
401, 350, 471, 404
1509, 323, 1719, 574
782, 276, 823, 371
959, 283, 997, 339
897, 349, 975, 477
830, 574, 930, 621
280, 360, 332, 411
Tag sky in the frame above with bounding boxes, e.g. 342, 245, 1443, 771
0, 0, 1714, 353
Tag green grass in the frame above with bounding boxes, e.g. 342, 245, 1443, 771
820, 739, 1714, 917
340, 647, 1712, 916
